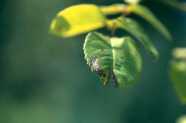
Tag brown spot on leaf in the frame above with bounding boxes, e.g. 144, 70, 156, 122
120, 57, 124, 59
100, 49, 104, 51
119, 48, 122, 51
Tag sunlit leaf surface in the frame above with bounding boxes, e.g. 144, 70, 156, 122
84, 32, 142, 87
50, 4, 107, 37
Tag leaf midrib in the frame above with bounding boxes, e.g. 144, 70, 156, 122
110, 38, 115, 74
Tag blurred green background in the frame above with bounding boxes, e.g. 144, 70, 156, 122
0, 0, 186, 123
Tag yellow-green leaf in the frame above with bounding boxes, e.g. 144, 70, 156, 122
112, 17, 159, 60
129, 4, 172, 40
50, 4, 107, 37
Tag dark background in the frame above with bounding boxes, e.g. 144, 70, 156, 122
0, 0, 186, 123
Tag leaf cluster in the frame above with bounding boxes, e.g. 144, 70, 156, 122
50, 0, 171, 87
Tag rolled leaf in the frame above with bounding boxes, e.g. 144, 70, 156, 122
129, 4, 172, 40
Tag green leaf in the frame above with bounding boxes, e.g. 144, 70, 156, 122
112, 17, 159, 60
84, 32, 142, 88
170, 60, 186, 104
129, 4, 172, 40
50, 4, 107, 37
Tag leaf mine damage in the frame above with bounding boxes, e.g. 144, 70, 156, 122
88, 57, 119, 87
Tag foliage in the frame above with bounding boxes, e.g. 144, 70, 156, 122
111, 17, 159, 60
84, 32, 142, 87
170, 48, 186, 104
50, 4, 107, 37
50, 0, 172, 87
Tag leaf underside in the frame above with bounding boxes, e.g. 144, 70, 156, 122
113, 17, 159, 61
131, 4, 172, 40
84, 31, 142, 88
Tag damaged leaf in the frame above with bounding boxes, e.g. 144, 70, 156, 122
84, 31, 142, 88
88, 57, 118, 87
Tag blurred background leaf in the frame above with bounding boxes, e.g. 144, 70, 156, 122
158, 0, 186, 12
124, 0, 141, 4
0, 0, 186, 123
170, 48, 186, 104
176, 115, 186, 123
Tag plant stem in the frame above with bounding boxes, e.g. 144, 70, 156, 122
100, 4, 134, 16
100, 4, 125, 15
